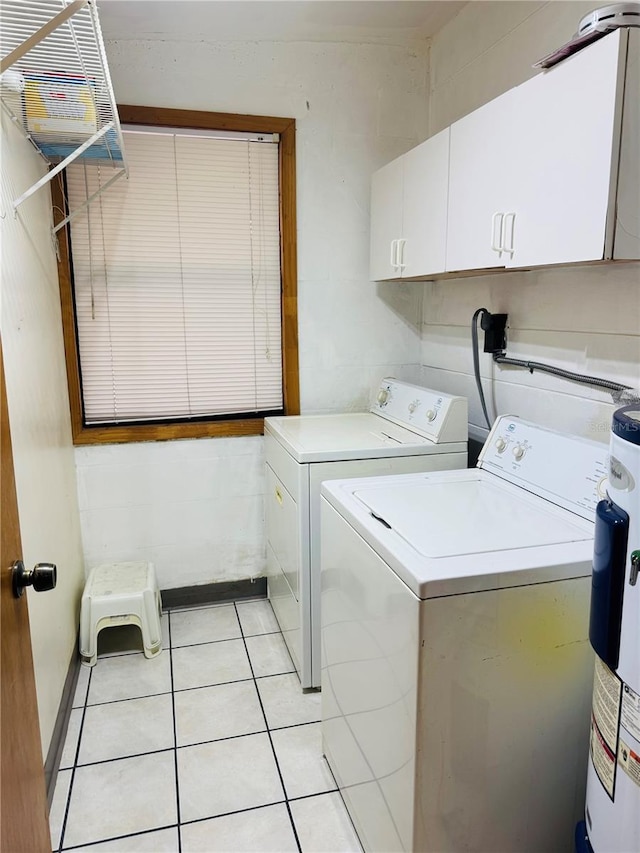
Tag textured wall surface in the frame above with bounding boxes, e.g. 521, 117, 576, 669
75, 37, 429, 589
422, 1, 640, 440
1, 115, 85, 757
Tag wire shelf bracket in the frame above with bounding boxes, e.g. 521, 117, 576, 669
0, 0, 127, 224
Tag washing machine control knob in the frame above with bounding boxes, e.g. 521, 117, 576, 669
425, 409, 437, 422
495, 437, 507, 453
377, 389, 389, 405
512, 444, 525, 461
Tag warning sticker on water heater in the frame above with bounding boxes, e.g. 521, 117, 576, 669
618, 738, 640, 788
590, 657, 622, 799
591, 716, 617, 798
621, 683, 640, 743
593, 658, 622, 745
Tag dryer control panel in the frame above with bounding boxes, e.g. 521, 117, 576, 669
371, 378, 467, 444
479, 416, 609, 521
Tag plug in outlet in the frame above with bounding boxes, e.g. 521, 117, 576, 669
481, 312, 508, 354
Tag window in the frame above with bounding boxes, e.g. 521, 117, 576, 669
54, 106, 299, 445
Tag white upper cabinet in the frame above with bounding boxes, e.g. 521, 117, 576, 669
447, 30, 628, 272
370, 155, 404, 281
401, 129, 449, 278
502, 29, 626, 268
371, 29, 638, 281
446, 85, 524, 273
370, 129, 449, 281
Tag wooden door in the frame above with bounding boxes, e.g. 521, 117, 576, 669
401, 127, 449, 278
1, 343, 52, 852
369, 154, 403, 281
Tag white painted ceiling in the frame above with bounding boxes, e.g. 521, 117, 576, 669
97, 0, 467, 44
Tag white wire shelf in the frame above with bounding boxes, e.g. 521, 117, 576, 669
0, 0, 127, 228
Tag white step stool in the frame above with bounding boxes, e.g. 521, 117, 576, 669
80, 562, 162, 667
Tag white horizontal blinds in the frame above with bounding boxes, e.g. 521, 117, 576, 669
176, 134, 282, 415
68, 132, 190, 423
66, 128, 283, 424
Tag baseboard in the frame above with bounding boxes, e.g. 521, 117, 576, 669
161, 577, 267, 610
45, 642, 80, 807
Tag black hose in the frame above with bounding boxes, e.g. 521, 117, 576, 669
471, 308, 492, 430
471, 309, 636, 428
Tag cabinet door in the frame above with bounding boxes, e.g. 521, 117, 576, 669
370, 155, 403, 280
401, 128, 449, 278
510, 30, 625, 268
446, 85, 524, 273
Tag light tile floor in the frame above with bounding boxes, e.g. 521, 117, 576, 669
50, 600, 363, 853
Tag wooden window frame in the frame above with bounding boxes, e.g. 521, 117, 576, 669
53, 105, 299, 446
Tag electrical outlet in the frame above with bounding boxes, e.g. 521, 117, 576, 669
481, 312, 508, 354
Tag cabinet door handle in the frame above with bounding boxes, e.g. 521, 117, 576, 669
397, 239, 406, 270
390, 239, 398, 269
502, 212, 516, 257
491, 212, 504, 256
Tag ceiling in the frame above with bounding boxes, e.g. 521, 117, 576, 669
97, 1, 467, 44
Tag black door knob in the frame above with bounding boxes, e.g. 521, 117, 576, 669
11, 560, 57, 598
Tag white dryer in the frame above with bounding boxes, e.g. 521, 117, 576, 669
264, 379, 467, 690
320, 415, 609, 852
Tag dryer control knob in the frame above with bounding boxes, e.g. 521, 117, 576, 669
377, 389, 389, 405
495, 437, 507, 453
425, 409, 437, 422
512, 444, 525, 461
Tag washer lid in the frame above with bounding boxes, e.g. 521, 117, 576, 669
264, 412, 465, 463
354, 477, 592, 558
321, 469, 596, 598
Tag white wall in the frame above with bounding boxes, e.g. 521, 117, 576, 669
1, 115, 85, 757
75, 37, 428, 590
421, 1, 640, 442
429, 1, 598, 132
75, 437, 265, 588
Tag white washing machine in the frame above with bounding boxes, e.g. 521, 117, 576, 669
320, 415, 610, 852
264, 379, 467, 690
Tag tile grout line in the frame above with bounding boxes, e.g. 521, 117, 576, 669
167, 611, 183, 853
81, 670, 270, 710
320, 756, 366, 853
234, 601, 303, 853
172, 629, 283, 649
58, 823, 179, 852
56, 603, 334, 851
61, 716, 331, 773
57, 665, 92, 852
99, 628, 284, 661
175, 787, 340, 830
61, 745, 177, 771
244, 605, 361, 849
178, 798, 287, 829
